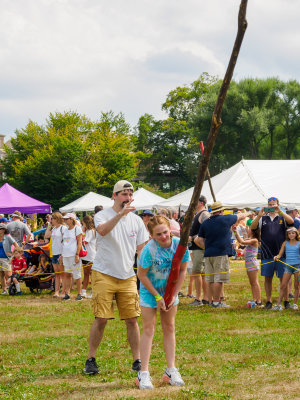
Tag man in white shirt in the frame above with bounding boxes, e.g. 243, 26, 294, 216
84, 180, 149, 375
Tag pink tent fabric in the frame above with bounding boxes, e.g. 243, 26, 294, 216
0, 183, 51, 214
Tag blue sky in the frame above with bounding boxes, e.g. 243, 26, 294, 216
1, 0, 300, 140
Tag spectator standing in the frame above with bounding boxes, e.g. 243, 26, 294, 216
7, 211, 31, 246
45, 212, 66, 298
188, 195, 210, 306
250, 197, 294, 309
0, 223, 18, 295
141, 210, 154, 232
286, 205, 300, 230
195, 201, 248, 308
81, 215, 96, 298
273, 227, 300, 310
59, 213, 83, 301
233, 226, 262, 306
83, 180, 148, 375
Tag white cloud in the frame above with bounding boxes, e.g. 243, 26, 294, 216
1, 0, 300, 138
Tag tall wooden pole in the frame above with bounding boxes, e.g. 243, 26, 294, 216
164, 0, 248, 307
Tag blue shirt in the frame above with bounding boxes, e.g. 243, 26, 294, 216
139, 236, 190, 308
198, 214, 237, 257
0, 242, 7, 258
285, 241, 300, 266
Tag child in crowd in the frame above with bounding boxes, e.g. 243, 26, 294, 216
27, 254, 50, 276
137, 216, 190, 390
273, 227, 300, 310
6, 248, 27, 295
233, 227, 262, 306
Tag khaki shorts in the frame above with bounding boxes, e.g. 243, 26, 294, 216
192, 250, 205, 274
0, 258, 11, 273
92, 270, 140, 320
204, 256, 230, 283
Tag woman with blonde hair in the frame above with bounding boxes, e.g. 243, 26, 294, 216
137, 216, 190, 390
59, 213, 83, 301
45, 212, 66, 297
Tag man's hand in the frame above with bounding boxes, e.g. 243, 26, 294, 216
274, 205, 281, 214
257, 208, 265, 218
119, 200, 136, 217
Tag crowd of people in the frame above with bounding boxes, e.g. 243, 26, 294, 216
0, 181, 299, 390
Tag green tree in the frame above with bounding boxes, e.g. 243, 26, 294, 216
2, 111, 142, 210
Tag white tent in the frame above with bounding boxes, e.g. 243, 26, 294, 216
156, 160, 300, 209
133, 187, 165, 210
59, 192, 113, 212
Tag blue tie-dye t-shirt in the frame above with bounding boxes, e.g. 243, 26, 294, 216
139, 236, 190, 308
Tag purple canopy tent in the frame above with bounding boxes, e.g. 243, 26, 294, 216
0, 183, 51, 214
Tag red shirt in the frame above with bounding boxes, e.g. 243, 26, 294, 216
12, 257, 27, 273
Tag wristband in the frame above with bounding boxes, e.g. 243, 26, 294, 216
155, 294, 163, 301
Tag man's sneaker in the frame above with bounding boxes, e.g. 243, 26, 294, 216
75, 294, 83, 301
83, 357, 99, 375
81, 290, 87, 298
186, 294, 195, 298
284, 301, 292, 309
16, 291, 23, 296
255, 301, 263, 308
87, 291, 93, 299
163, 367, 184, 386
202, 299, 210, 305
292, 303, 298, 310
272, 304, 283, 311
136, 371, 153, 390
212, 302, 230, 308
62, 294, 70, 301
131, 359, 141, 372
288, 293, 294, 299
178, 292, 185, 297
265, 301, 272, 310
189, 299, 203, 306
1, 290, 8, 295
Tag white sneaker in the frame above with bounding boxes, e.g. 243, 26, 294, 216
292, 303, 298, 310
163, 367, 184, 386
81, 290, 87, 298
87, 290, 93, 299
136, 371, 153, 390
272, 304, 283, 311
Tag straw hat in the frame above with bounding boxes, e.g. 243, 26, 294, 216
210, 201, 225, 214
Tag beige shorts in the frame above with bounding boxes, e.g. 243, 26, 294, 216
192, 250, 205, 274
204, 256, 230, 283
63, 256, 81, 280
0, 258, 11, 273
92, 270, 140, 320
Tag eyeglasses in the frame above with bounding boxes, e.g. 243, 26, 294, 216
268, 197, 278, 202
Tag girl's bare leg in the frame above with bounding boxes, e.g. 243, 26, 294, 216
247, 270, 261, 302
277, 273, 292, 305
160, 306, 177, 369
140, 306, 157, 371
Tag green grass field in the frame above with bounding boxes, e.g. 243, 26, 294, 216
0, 262, 299, 400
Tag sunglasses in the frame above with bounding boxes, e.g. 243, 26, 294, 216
268, 197, 278, 202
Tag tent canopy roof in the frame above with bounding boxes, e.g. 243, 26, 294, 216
132, 188, 165, 210
156, 160, 300, 209
59, 192, 113, 212
0, 183, 51, 214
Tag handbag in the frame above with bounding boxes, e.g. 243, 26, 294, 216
75, 227, 87, 257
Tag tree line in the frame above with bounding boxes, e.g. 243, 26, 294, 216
2, 75, 300, 209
